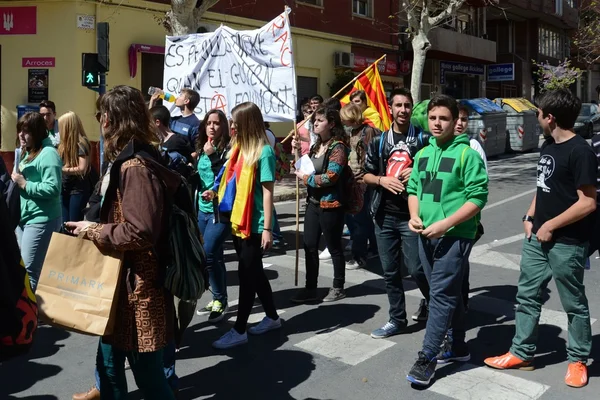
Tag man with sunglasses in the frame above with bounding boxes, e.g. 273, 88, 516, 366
484, 89, 596, 389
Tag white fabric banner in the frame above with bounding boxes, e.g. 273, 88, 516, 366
163, 8, 296, 122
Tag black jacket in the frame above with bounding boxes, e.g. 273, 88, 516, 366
363, 126, 430, 217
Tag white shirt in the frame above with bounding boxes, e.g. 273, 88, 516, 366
470, 138, 488, 173
266, 128, 276, 148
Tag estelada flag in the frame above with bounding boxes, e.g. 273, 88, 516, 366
340, 61, 391, 131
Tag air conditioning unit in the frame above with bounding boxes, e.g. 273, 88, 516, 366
334, 52, 354, 68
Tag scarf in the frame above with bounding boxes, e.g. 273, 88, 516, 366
217, 146, 256, 239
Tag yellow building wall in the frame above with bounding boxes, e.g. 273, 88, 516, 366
1, 0, 352, 150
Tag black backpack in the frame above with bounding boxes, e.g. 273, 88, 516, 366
0, 157, 19, 231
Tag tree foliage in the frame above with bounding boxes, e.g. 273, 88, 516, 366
573, 0, 600, 66
533, 59, 582, 92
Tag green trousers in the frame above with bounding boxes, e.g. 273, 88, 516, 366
510, 234, 592, 363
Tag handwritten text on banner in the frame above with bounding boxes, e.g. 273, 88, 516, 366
163, 8, 296, 122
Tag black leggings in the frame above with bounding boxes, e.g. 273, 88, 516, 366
233, 234, 278, 333
303, 202, 346, 289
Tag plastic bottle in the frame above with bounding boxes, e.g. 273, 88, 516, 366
148, 87, 175, 102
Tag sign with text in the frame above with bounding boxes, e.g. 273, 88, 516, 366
163, 8, 296, 121
0, 6, 36, 35
22, 57, 55, 68
28, 69, 48, 103
440, 61, 485, 84
353, 56, 398, 76
487, 63, 515, 82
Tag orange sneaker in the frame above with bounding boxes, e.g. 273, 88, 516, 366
565, 362, 588, 388
484, 352, 534, 371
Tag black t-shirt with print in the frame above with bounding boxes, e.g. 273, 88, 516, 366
382, 130, 427, 217
533, 135, 597, 244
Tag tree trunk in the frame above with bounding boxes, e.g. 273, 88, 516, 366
410, 31, 431, 103
166, 0, 220, 35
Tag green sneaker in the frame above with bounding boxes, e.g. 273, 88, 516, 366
208, 300, 228, 323
197, 300, 214, 316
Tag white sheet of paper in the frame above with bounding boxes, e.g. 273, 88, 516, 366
295, 154, 315, 176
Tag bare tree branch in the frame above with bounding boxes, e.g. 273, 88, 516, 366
165, 0, 220, 35
429, 0, 466, 27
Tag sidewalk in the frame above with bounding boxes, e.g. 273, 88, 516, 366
274, 174, 306, 202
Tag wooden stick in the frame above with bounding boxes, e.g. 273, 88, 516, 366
294, 122, 300, 287
281, 53, 387, 144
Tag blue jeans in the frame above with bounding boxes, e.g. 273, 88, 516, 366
198, 211, 230, 303
419, 236, 473, 359
374, 214, 429, 327
94, 340, 177, 391
62, 191, 90, 223
96, 341, 174, 400
15, 217, 62, 292
346, 189, 376, 260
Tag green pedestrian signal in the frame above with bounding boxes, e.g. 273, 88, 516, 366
82, 53, 101, 87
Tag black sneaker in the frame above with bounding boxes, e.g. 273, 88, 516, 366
345, 258, 366, 270
207, 300, 228, 323
412, 299, 429, 321
407, 351, 437, 386
291, 288, 318, 304
437, 337, 471, 364
323, 287, 346, 302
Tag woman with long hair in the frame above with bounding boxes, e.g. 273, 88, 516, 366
291, 106, 349, 303
195, 109, 232, 323
66, 85, 175, 399
206, 102, 281, 349
58, 111, 92, 223
11, 112, 62, 292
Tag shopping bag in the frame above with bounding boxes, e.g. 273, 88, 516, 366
36, 232, 123, 336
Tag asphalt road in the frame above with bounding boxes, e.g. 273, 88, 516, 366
3, 147, 600, 400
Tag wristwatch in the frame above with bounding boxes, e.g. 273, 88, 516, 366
522, 215, 534, 223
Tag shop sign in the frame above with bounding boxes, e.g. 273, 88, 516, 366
22, 57, 55, 68
77, 15, 95, 30
400, 60, 411, 74
487, 63, 515, 82
0, 6, 36, 35
353, 56, 398, 76
28, 69, 49, 103
440, 61, 485, 84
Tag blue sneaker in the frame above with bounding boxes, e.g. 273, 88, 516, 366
437, 338, 471, 364
371, 321, 404, 339
407, 351, 437, 386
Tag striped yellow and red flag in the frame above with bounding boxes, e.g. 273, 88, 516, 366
340, 61, 391, 131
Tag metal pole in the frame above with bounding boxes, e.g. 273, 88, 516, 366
98, 72, 106, 166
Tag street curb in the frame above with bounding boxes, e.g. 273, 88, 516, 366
274, 189, 306, 203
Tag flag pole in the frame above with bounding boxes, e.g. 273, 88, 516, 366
293, 122, 300, 287
282, 53, 387, 144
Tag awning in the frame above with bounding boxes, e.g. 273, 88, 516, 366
128, 43, 165, 78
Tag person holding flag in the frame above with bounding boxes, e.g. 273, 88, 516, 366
350, 90, 385, 131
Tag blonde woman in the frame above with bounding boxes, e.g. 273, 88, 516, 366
58, 111, 92, 223
205, 102, 281, 349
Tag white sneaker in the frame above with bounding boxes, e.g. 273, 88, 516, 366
319, 248, 331, 260
248, 316, 282, 335
212, 328, 248, 349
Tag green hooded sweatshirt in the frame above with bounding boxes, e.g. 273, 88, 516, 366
19, 137, 62, 225
407, 133, 488, 239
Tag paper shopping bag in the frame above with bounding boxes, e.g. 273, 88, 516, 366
36, 232, 123, 336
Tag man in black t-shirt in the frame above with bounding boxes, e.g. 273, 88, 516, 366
485, 89, 596, 389
363, 88, 431, 339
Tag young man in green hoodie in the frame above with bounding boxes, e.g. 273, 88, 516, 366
405, 95, 488, 386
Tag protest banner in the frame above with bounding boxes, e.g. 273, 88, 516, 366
163, 7, 296, 122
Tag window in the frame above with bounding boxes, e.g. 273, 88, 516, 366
538, 25, 569, 59
297, 0, 323, 6
555, 0, 563, 16
353, 0, 372, 18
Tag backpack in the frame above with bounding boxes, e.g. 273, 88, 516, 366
343, 165, 366, 215
0, 157, 19, 231
135, 154, 207, 301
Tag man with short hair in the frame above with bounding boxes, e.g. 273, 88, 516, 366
309, 94, 323, 111
484, 89, 596, 389
362, 88, 432, 339
350, 90, 384, 131
39, 100, 59, 147
406, 94, 488, 386
150, 88, 201, 147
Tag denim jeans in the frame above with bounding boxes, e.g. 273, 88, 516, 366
15, 217, 62, 292
303, 202, 346, 289
345, 189, 376, 260
94, 340, 177, 391
96, 341, 174, 400
374, 214, 429, 327
197, 211, 230, 303
419, 236, 473, 359
62, 191, 91, 223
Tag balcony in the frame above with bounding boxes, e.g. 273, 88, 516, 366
488, 0, 578, 30
429, 27, 496, 62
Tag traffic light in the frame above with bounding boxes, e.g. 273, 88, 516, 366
82, 53, 100, 87
97, 22, 109, 72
